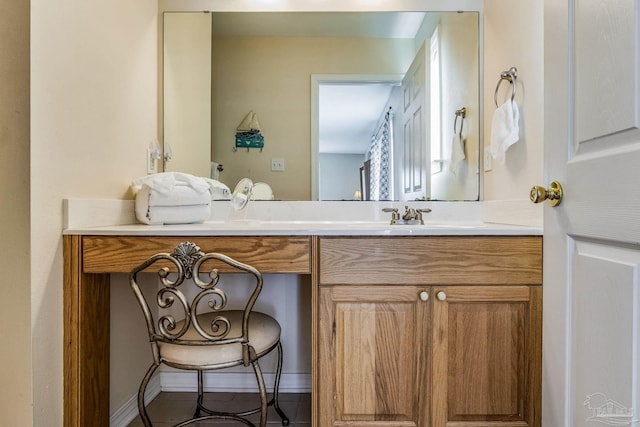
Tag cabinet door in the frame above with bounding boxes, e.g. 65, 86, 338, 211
432, 286, 542, 427
319, 285, 430, 427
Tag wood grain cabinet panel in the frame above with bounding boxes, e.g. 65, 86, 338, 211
432, 286, 541, 427
316, 236, 542, 427
319, 236, 542, 285
82, 236, 311, 273
319, 285, 429, 427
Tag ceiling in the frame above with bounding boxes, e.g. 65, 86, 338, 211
211, 12, 426, 155
319, 83, 399, 154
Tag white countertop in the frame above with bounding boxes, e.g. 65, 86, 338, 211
63, 220, 541, 236
63, 199, 542, 236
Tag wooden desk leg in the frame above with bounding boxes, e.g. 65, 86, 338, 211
310, 236, 318, 426
64, 236, 110, 426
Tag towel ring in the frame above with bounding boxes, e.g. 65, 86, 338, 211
494, 66, 518, 108
454, 107, 466, 138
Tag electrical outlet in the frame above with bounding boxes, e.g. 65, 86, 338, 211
484, 148, 492, 172
271, 158, 285, 171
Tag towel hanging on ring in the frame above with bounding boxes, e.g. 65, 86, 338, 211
450, 107, 466, 175
450, 134, 466, 175
490, 99, 520, 165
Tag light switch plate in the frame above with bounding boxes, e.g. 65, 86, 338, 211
271, 158, 285, 171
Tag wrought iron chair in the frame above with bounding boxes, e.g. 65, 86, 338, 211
129, 241, 289, 427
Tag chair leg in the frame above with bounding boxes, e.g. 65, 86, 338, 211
194, 370, 204, 418
251, 360, 268, 427
138, 363, 159, 427
273, 342, 290, 426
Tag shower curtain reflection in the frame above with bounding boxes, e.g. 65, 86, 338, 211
367, 108, 393, 201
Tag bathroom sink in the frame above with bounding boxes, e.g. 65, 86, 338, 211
261, 220, 389, 226
204, 219, 488, 230
204, 219, 391, 228
421, 222, 488, 229
204, 219, 263, 227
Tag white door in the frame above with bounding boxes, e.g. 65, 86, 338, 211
543, 1, 640, 426
401, 42, 429, 201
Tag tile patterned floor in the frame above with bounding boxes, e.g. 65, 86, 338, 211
127, 392, 311, 426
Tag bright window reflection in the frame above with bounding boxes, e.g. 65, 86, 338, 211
430, 25, 442, 174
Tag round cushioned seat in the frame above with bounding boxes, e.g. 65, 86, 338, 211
158, 310, 281, 368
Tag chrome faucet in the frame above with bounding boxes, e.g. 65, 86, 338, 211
382, 205, 432, 225
381, 207, 400, 224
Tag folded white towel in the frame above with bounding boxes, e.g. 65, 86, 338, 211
136, 204, 211, 225
131, 172, 210, 195
449, 134, 466, 175
490, 100, 520, 165
133, 174, 212, 224
135, 185, 211, 224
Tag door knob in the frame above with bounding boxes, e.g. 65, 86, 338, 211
436, 291, 447, 301
530, 181, 563, 207
419, 291, 429, 301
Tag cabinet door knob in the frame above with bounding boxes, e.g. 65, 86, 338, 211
436, 291, 447, 301
419, 291, 429, 301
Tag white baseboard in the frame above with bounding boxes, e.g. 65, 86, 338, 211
160, 371, 312, 393
110, 374, 161, 427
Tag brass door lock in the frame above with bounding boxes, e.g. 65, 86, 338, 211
530, 181, 563, 207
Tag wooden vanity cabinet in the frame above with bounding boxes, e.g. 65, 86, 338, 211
431, 285, 542, 427
318, 285, 430, 426
317, 236, 542, 427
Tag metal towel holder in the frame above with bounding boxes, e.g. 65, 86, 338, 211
494, 66, 518, 108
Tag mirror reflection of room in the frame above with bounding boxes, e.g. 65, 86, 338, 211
163, 11, 479, 202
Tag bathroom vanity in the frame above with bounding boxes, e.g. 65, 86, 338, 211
318, 236, 541, 426
62, 202, 542, 427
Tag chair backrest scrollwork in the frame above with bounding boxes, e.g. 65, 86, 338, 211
129, 242, 264, 355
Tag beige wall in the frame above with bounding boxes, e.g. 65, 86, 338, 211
431, 12, 480, 200
164, 12, 212, 177
109, 274, 158, 415
19, 0, 542, 423
0, 0, 32, 425
30, 0, 158, 424
211, 36, 415, 200
483, 1, 544, 200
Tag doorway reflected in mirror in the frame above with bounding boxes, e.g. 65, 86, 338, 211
163, 11, 480, 201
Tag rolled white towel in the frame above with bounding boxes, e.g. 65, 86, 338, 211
131, 172, 210, 195
138, 184, 210, 208
203, 178, 231, 200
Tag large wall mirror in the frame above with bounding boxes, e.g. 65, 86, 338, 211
163, 10, 480, 201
